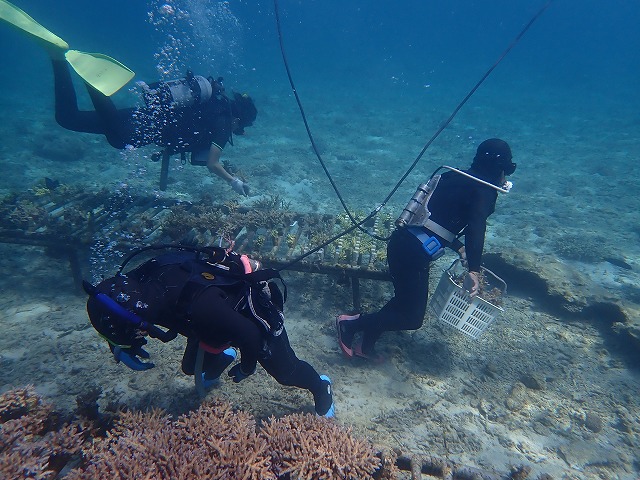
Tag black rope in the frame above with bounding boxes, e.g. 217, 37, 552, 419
272, 0, 371, 234
379, 0, 553, 207
272, 0, 553, 271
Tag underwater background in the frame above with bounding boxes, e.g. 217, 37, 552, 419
1, 1, 639, 478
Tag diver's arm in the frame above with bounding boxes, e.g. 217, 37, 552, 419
464, 216, 487, 272
206, 145, 234, 182
464, 189, 496, 271
461, 218, 484, 296
206, 145, 249, 195
450, 239, 464, 254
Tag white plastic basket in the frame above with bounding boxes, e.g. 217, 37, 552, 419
429, 259, 507, 339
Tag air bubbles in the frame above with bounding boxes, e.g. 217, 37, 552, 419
159, 3, 175, 16
147, 0, 243, 79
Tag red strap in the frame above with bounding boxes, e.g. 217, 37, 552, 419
239, 254, 253, 274
198, 341, 231, 354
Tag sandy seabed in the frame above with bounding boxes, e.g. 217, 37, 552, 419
1, 245, 638, 480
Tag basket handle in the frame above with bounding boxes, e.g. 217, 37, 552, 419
445, 258, 508, 295
481, 266, 508, 295
444, 258, 461, 275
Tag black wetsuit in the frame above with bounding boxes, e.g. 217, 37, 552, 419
52, 60, 233, 158
86, 252, 331, 412
350, 169, 498, 353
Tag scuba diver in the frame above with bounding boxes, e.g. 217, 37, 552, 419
0, 0, 256, 196
84, 245, 335, 418
336, 138, 516, 362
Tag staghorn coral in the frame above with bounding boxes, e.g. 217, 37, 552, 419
67, 400, 276, 480
261, 413, 382, 480
162, 204, 232, 240
0, 386, 45, 423
328, 212, 391, 269
243, 208, 296, 233
2, 388, 396, 480
69, 403, 390, 480
0, 386, 58, 448
161, 200, 302, 248
252, 194, 291, 211
450, 266, 505, 306
0, 387, 86, 479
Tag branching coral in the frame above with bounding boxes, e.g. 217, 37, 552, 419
2, 199, 48, 230
66, 401, 276, 480
162, 204, 230, 240
0, 386, 45, 423
67, 402, 392, 480
1, 389, 395, 480
0, 386, 86, 480
261, 413, 382, 480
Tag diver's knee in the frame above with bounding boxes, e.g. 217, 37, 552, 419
404, 313, 425, 331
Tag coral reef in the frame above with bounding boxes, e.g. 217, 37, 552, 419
66, 401, 274, 480
261, 413, 384, 480
1, 388, 396, 480
161, 199, 300, 247
0, 183, 108, 236
162, 203, 231, 240
0, 186, 394, 278
552, 232, 608, 263
68, 404, 389, 480
1, 196, 48, 231
0, 386, 87, 479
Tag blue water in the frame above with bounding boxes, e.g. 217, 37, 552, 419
1, 1, 640, 478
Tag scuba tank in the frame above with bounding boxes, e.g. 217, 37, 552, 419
138, 70, 221, 109
395, 174, 447, 261
395, 174, 440, 228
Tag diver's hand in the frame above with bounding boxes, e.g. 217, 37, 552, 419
112, 345, 155, 371
230, 177, 250, 196
463, 271, 480, 297
227, 364, 254, 383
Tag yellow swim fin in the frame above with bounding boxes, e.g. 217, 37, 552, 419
65, 50, 135, 96
0, 0, 68, 50
0, 0, 135, 96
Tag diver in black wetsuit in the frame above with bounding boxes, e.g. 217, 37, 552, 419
85, 246, 334, 417
0, 0, 255, 195
336, 138, 516, 362
51, 52, 256, 196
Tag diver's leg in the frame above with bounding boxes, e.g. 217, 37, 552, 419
259, 329, 333, 416
54, 59, 137, 149
181, 337, 236, 384
181, 337, 199, 375
85, 85, 146, 149
52, 59, 104, 134
358, 229, 431, 353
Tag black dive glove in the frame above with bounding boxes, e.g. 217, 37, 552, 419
227, 364, 255, 383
